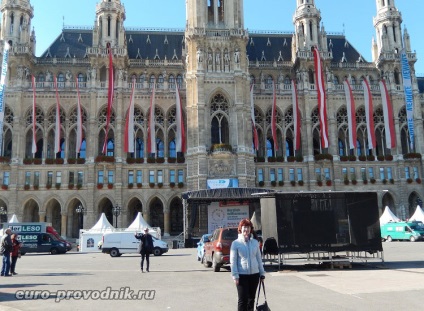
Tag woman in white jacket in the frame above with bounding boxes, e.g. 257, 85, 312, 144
230, 218, 265, 311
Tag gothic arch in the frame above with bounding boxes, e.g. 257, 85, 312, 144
408, 192, 423, 218
45, 197, 63, 234
169, 196, 183, 235
43, 195, 64, 214
97, 197, 115, 226
126, 197, 144, 226
148, 197, 164, 230
22, 198, 41, 222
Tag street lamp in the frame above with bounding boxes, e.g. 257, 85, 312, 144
75, 204, 85, 230
112, 205, 121, 228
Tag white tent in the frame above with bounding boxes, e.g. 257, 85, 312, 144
125, 212, 151, 232
89, 213, 115, 232
410, 205, 424, 222
79, 213, 115, 252
125, 212, 161, 238
379, 206, 401, 225
8, 214, 19, 223
250, 212, 261, 230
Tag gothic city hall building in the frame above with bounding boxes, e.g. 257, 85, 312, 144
0, 0, 423, 238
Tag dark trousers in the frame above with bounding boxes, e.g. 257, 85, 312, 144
236, 273, 260, 311
10, 256, 18, 273
1, 253, 11, 276
140, 251, 150, 271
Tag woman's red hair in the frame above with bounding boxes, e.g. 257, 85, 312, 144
237, 218, 254, 234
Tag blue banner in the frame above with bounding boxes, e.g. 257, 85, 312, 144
400, 49, 415, 150
0, 42, 10, 155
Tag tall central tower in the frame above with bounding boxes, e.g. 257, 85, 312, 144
185, 0, 253, 190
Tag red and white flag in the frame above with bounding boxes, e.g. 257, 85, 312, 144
102, 48, 114, 154
380, 79, 396, 149
362, 78, 376, 149
31, 75, 37, 154
291, 80, 301, 151
250, 85, 259, 151
53, 76, 62, 154
313, 47, 329, 148
75, 77, 83, 154
175, 83, 186, 153
343, 79, 357, 150
124, 78, 136, 153
147, 80, 156, 154
271, 80, 278, 151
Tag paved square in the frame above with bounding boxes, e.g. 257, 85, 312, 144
1, 243, 424, 310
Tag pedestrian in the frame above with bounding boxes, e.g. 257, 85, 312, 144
230, 219, 265, 311
10, 233, 22, 275
1, 228, 13, 277
135, 228, 154, 272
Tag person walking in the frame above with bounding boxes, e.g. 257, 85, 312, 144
1, 228, 13, 277
135, 228, 154, 272
10, 233, 22, 275
230, 219, 265, 311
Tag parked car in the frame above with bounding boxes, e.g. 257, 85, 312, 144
203, 227, 238, 272
197, 234, 212, 262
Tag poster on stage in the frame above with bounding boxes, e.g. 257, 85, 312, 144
208, 201, 249, 233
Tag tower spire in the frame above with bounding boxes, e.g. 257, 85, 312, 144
0, 0, 34, 49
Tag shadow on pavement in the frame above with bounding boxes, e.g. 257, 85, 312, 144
0, 283, 61, 289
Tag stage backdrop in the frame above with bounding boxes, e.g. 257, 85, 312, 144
261, 192, 382, 253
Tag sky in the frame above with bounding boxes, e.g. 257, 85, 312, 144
26, 0, 424, 74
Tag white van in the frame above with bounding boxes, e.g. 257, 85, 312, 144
101, 232, 169, 257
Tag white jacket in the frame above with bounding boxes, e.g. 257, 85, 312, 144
230, 234, 265, 280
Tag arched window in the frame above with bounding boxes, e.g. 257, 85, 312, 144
157, 74, 164, 89
107, 138, 114, 156
149, 74, 155, 89
77, 73, 85, 82
80, 139, 87, 159
169, 140, 176, 158
136, 138, 144, 158
57, 73, 65, 88
265, 75, 273, 90
156, 138, 164, 157
168, 75, 175, 89
308, 69, 314, 84
107, 16, 111, 37
333, 75, 340, 85
338, 139, 345, 156
37, 73, 45, 83
266, 139, 273, 157
394, 69, 400, 85
176, 74, 183, 89
210, 94, 230, 145
356, 107, 370, 155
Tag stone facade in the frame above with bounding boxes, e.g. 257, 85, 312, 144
0, 0, 423, 238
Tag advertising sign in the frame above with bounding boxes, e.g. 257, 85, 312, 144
208, 201, 249, 232
207, 178, 239, 189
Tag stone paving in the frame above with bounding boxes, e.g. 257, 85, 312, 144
0, 242, 424, 310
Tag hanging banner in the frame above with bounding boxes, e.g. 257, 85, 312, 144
400, 49, 415, 150
380, 79, 396, 149
343, 79, 357, 150
0, 42, 10, 156
313, 47, 329, 148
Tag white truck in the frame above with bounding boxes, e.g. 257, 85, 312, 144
101, 232, 169, 257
